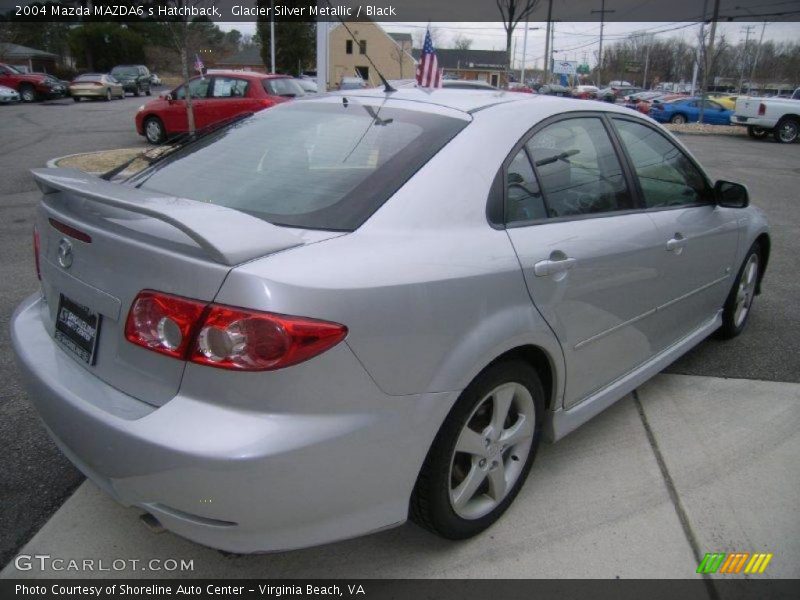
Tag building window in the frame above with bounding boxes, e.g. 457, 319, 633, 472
346, 40, 353, 54
359, 40, 367, 55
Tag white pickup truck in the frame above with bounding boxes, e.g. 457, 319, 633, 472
731, 87, 800, 143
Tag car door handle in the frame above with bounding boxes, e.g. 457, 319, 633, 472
666, 234, 688, 252
534, 256, 577, 277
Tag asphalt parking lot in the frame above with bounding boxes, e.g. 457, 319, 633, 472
0, 98, 798, 573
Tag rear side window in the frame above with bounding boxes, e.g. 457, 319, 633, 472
526, 117, 632, 218
212, 77, 249, 98
612, 118, 710, 208
263, 78, 305, 97
131, 102, 468, 231
506, 149, 546, 224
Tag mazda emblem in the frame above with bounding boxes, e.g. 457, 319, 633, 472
57, 238, 73, 269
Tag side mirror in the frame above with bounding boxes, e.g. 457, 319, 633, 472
166, 93, 174, 103
715, 180, 749, 208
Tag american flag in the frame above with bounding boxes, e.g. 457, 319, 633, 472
416, 28, 442, 88
194, 54, 205, 76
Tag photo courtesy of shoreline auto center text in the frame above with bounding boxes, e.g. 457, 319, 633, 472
1, 0, 798, 598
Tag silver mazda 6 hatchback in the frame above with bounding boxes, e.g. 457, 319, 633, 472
12, 89, 769, 552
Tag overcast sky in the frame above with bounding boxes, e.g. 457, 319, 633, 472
220, 20, 799, 69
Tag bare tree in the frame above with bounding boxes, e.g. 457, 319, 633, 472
163, 0, 216, 134
390, 44, 408, 79
453, 34, 473, 51
413, 27, 441, 50
497, 0, 541, 73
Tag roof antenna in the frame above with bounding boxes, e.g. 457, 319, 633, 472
325, 1, 397, 93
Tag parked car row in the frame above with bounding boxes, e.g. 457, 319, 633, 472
0, 63, 164, 103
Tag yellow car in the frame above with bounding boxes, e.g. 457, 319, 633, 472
708, 93, 740, 110
69, 73, 125, 102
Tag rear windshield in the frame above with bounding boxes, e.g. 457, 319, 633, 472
112, 67, 138, 77
263, 78, 305, 97
131, 101, 468, 231
74, 75, 102, 82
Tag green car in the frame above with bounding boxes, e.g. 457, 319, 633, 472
110, 65, 152, 97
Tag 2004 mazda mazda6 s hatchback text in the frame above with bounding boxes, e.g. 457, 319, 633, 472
11, 89, 769, 552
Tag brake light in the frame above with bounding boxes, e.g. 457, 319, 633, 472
33, 225, 41, 280
49, 218, 92, 243
125, 291, 347, 371
125, 291, 207, 359
758, 103, 766, 116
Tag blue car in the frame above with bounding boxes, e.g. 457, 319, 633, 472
649, 97, 733, 125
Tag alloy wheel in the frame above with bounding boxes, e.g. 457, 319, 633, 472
778, 120, 798, 143
733, 253, 759, 328
448, 382, 535, 520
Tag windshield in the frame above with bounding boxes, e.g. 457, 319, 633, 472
263, 78, 305, 97
130, 101, 468, 231
111, 67, 138, 77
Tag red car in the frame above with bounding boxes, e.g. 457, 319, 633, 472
135, 71, 305, 144
0, 63, 65, 102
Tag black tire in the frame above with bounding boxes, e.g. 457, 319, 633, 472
134, 87, 141, 97
72, 97, 81, 103
719, 244, 762, 339
747, 125, 769, 139
410, 359, 545, 539
145, 87, 151, 96
773, 117, 799, 144
105, 88, 112, 101
19, 83, 36, 103
670, 113, 687, 124
143, 116, 166, 144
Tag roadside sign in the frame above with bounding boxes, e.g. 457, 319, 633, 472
552, 60, 578, 75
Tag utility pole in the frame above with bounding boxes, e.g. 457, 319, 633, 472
270, 5, 276, 74
520, 23, 540, 85
591, 0, 615, 87
699, 0, 721, 125
748, 22, 767, 94
737, 25, 755, 93
543, 0, 553, 84
643, 43, 650, 89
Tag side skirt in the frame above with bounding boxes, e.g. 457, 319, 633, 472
545, 310, 722, 442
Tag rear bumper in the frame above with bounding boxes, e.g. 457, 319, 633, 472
11, 293, 457, 552
730, 115, 776, 129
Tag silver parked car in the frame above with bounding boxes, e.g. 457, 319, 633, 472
12, 89, 769, 553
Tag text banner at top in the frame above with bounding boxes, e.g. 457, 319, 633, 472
3, 0, 800, 23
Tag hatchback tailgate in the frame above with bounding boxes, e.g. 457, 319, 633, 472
30, 168, 306, 407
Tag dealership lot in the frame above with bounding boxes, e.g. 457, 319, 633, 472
0, 98, 798, 576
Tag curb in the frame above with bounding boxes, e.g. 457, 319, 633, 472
46, 148, 143, 175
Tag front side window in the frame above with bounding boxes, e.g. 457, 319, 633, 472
212, 77, 249, 98
526, 117, 632, 218
506, 149, 546, 224
612, 118, 710, 208
174, 77, 211, 99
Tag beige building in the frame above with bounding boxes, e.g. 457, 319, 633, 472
328, 22, 416, 88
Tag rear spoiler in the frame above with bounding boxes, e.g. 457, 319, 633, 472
31, 168, 303, 266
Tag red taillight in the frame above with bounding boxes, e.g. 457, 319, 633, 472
124, 291, 347, 371
758, 103, 766, 116
125, 291, 208, 359
33, 225, 41, 280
